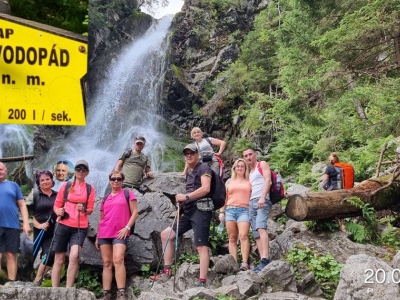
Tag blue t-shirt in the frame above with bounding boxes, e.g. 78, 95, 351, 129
0, 181, 24, 229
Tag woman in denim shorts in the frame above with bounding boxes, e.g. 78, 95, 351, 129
218, 158, 252, 271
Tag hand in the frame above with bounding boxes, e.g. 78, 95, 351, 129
218, 213, 224, 223
55, 207, 65, 217
94, 239, 100, 250
40, 222, 49, 231
175, 194, 185, 203
146, 171, 154, 178
77, 203, 85, 212
23, 223, 30, 237
257, 198, 265, 209
117, 227, 129, 239
179, 172, 186, 176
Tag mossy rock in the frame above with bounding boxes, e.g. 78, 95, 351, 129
0, 269, 8, 285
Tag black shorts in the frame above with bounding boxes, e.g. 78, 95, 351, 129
0, 227, 20, 253
172, 205, 212, 246
98, 238, 127, 246
52, 223, 87, 253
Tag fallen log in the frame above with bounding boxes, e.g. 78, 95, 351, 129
285, 174, 400, 221
0, 155, 34, 163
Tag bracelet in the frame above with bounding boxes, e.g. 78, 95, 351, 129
125, 225, 131, 230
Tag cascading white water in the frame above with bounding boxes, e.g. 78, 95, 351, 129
41, 15, 175, 195
0, 124, 33, 177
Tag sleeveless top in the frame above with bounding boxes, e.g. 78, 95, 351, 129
249, 166, 265, 199
195, 138, 217, 162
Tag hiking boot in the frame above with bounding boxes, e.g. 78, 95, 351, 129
116, 290, 127, 300
196, 281, 206, 287
239, 262, 250, 271
149, 268, 172, 281
100, 292, 112, 300
253, 258, 270, 273
31, 280, 41, 287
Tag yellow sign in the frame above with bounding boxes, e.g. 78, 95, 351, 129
0, 14, 88, 125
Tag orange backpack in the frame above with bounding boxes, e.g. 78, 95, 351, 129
333, 162, 354, 189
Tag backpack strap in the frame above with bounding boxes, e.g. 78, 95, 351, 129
63, 181, 91, 209
85, 183, 91, 210
63, 181, 72, 206
205, 137, 213, 147
124, 188, 131, 214
257, 162, 263, 175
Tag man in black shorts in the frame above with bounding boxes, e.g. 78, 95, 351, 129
150, 144, 213, 287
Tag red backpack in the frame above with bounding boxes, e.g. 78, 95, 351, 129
257, 162, 285, 204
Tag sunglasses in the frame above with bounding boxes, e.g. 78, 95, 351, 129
110, 177, 123, 182
57, 160, 69, 165
75, 166, 88, 172
184, 152, 196, 157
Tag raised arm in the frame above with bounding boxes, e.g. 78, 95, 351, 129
211, 138, 227, 156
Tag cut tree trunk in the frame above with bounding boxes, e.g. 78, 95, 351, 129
285, 175, 400, 221
0, 155, 34, 163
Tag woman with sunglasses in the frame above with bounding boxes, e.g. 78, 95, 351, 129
52, 160, 96, 288
218, 158, 252, 271
95, 170, 138, 300
32, 170, 57, 285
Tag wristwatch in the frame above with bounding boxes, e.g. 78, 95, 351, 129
125, 225, 131, 230
185, 194, 190, 201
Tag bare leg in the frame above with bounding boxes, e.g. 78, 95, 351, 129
5, 252, 17, 280
226, 221, 238, 262
113, 244, 127, 289
51, 252, 66, 287
34, 264, 51, 282
257, 228, 270, 258
197, 246, 209, 280
160, 227, 176, 266
100, 244, 113, 290
238, 222, 250, 263
66, 245, 80, 287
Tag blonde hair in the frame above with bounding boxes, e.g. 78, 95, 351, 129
328, 152, 340, 165
231, 158, 250, 180
190, 127, 203, 138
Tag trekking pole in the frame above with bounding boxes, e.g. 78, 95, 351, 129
77, 204, 81, 289
151, 211, 178, 289
38, 217, 59, 285
173, 203, 180, 293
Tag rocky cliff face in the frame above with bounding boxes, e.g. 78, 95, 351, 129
162, 0, 268, 141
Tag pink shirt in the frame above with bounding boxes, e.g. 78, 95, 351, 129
54, 181, 96, 228
225, 179, 252, 208
98, 189, 137, 238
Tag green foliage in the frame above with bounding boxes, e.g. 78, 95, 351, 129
75, 268, 102, 297
305, 220, 339, 233
19, 184, 31, 195
9, 0, 88, 34
286, 246, 343, 300
208, 222, 228, 255
380, 221, 400, 250
276, 214, 289, 225
140, 264, 152, 277
178, 252, 200, 265
216, 295, 236, 300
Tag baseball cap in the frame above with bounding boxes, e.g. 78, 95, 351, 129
75, 159, 89, 170
134, 136, 146, 144
182, 144, 198, 154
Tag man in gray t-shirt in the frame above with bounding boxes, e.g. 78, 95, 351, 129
114, 136, 154, 189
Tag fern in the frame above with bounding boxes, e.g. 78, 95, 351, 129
345, 196, 364, 209
345, 222, 367, 243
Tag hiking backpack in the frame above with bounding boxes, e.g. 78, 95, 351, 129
102, 188, 134, 234
257, 162, 285, 204
193, 163, 226, 210
63, 181, 92, 210
333, 162, 354, 189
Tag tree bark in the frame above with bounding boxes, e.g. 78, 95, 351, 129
285, 175, 400, 221
0, 155, 34, 163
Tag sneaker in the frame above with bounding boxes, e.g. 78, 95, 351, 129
196, 281, 206, 287
253, 258, 270, 273
149, 268, 172, 281
239, 262, 250, 271
116, 290, 127, 300
31, 280, 41, 287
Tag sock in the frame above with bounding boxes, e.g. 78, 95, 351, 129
8, 279, 15, 282
199, 278, 206, 283
118, 288, 125, 291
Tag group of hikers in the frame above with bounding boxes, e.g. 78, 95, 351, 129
0, 126, 353, 299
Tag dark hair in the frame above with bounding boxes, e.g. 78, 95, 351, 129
35, 170, 55, 188
109, 170, 125, 181
242, 147, 256, 153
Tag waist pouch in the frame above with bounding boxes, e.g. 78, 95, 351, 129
196, 198, 214, 211
202, 154, 213, 162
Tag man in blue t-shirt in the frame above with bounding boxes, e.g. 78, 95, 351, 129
0, 162, 30, 283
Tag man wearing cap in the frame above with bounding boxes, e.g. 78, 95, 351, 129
150, 144, 213, 287
0, 162, 30, 285
115, 136, 153, 190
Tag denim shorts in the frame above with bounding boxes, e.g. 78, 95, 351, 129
249, 196, 272, 239
225, 206, 249, 223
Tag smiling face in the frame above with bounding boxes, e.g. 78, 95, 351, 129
184, 150, 199, 167
191, 128, 203, 142
74, 164, 89, 181
0, 163, 7, 182
55, 163, 69, 181
235, 160, 246, 177
39, 174, 53, 191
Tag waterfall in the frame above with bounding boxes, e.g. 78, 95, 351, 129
40, 15, 175, 195
0, 124, 33, 177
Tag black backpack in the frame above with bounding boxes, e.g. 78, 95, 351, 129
193, 163, 226, 210
102, 188, 134, 234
